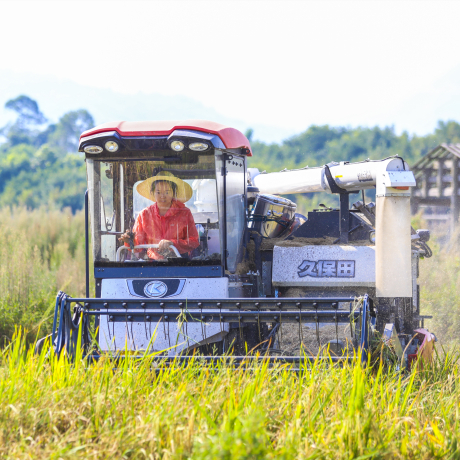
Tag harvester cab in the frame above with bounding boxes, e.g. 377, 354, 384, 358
52, 120, 435, 366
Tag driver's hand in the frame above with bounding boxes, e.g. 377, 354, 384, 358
118, 232, 133, 243
158, 239, 172, 252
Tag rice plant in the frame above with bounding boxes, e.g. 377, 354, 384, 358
0, 329, 458, 459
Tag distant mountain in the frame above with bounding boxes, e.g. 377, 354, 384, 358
0, 69, 295, 143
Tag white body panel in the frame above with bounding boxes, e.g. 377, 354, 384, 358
272, 245, 376, 287
253, 167, 325, 195
98, 278, 229, 355
375, 196, 412, 297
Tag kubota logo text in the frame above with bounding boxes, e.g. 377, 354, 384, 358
297, 260, 355, 278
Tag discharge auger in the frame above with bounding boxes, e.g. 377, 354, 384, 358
52, 120, 435, 366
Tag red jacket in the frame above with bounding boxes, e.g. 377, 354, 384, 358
130, 200, 199, 260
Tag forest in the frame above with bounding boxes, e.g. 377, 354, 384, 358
2, 94, 460, 212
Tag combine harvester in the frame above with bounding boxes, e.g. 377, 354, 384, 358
52, 120, 435, 366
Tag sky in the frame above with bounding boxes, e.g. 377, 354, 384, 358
1, 0, 460, 142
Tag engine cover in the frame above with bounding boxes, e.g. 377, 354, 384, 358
272, 245, 375, 287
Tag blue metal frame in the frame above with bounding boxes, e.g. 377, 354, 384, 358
51, 291, 64, 346
94, 265, 224, 279
360, 294, 370, 364
53, 293, 67, 354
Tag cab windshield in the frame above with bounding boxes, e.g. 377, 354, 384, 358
87, 154, 223, 266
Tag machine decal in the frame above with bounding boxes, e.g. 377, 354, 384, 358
297, 260, 355, 278
126, 279, 186, 298
357, 170, 372, 182
144, 281, 168, 297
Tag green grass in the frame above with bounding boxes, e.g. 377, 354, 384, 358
1, 330, 459, 459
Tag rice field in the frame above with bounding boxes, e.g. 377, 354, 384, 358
1, 208, 460, 458
1, 330, 459, 459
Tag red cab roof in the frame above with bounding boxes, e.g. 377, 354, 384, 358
80, 120, 252, 155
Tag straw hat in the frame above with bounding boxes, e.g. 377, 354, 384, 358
136, 171, 193, 203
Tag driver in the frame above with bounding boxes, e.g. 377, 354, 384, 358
119, 172, 199, 260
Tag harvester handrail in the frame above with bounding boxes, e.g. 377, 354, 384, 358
116, 243, 181, 261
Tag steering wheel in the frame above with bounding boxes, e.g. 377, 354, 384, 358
116, 243, 181, 262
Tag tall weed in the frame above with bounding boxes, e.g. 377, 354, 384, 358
0, 207, 87, 342
419, 230, 460, 344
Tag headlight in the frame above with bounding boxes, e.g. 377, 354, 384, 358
170, 140, 185, 151
369, 231, 376, 244
84, 145, 103, 154
105, 141, 119, 152
189, 142, 209, 151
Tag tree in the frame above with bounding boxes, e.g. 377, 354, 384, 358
5, 95, 47, 129
0, 97, 94, 210
1, 95, 47, 146
244, 128, 254, 142
435, 121, 460, 144
48, 109, 95, 153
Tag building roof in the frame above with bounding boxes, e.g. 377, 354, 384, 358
80, 120, 252, 155
411, 143, 460, 179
